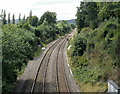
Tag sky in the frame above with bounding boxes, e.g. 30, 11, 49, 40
0, 0, 82, 20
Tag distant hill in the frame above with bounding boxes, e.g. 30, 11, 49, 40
66, 19, 76, 24
15, 19, 76, 24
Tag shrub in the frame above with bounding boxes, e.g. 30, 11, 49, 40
72, 35, 87, 56
2, 24, 35, 93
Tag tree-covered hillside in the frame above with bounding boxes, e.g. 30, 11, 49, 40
66, 19, 76, 24
67, 2, 120, 92
1, 10, 72, 93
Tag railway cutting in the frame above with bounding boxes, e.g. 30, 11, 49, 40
15, 30, 79, 93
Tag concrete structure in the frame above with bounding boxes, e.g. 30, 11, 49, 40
108, 80, 120, 94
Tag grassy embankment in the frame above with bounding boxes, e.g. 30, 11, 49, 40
67, 18, 120, 92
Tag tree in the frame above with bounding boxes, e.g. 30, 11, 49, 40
2, 24, 35, 93
70, 23, 76, 29
56, 20, 70, 35
19, 13, 21, 21
84, 2, 98, 29
72, 35, 87, 56
3, 10, 7, 25
98, 2, 120, 22
76, 3, 87, 32
23, 14, 26, 21
31, 16, 38, 26
29, 10, 32, 25
76, 2, 98, 31
39, 11, 57, 25
12, 14, 15, 24
8, 13, 10, 24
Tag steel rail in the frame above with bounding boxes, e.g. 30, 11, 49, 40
31, 38, 62, 93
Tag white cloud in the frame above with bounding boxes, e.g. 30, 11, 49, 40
0, 0, 81, 20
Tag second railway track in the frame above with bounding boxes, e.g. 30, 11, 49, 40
31, 35, 71, 93
56, 37, 70, 93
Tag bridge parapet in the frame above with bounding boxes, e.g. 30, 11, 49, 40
108, 80, 120, 94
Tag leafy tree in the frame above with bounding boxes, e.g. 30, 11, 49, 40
17, 20, 29, 29
70, 23, 76, 29
12, 14, 15, 24
31, 16, 38, 26
29, 10, 32, 25
3, 10, 7, 25
38, 11, 56, 25
76, 3, 87, 32
76, 2, 98, 30
98, 2, 120, 21
19, 13, 21, 21
72, 35, 87, 56
35, 24, 56, 43
8, 13, 10, 24
84, 2, 98, 29
2, 24, 35, 93
56, 20, 70, 35
42, 19, 49, 25
23, 14, 26, 21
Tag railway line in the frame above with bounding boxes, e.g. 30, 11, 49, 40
15, 30, 79, 93
56, 38, 70, 93
31, 38, 63, 93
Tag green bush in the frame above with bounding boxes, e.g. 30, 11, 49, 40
2, 24, 35, 93
72, 34, 87, 56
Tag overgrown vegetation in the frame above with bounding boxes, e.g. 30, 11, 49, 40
1, 10, 71, 93
67, 2, 120, 92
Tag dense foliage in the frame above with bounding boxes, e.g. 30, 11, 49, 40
2, 10, 71, 93
2, 25, 35, 92
68, 2, 120, 92
38, 11, 57, 25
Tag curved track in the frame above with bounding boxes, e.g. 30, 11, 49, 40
32, 36, 70, 93
31, 38, 63, 93
15, 30, 79, 93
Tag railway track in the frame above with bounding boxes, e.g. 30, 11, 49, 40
30, 35, 71, 93
31, 38, 63, 93
56, 38, 70, 93
15, 31, 79, 93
